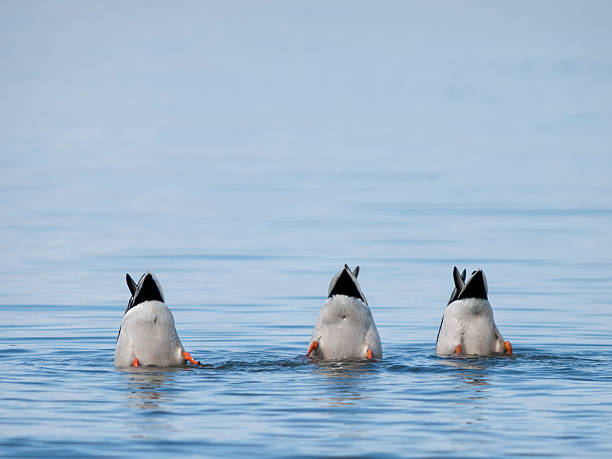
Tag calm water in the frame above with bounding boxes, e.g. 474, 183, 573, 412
2, 2, 612, 457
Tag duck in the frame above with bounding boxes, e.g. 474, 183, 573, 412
114, 272, 200, 367
436, 266, 512, 356
307, 264, 382, 361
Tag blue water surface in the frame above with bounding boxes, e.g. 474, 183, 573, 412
1, 2, 612, 457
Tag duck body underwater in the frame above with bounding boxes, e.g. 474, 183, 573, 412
307, 265, 382, 361
436, 267, 512, 357
114, 272, 199, 368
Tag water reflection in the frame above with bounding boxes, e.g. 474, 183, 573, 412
118, 368, 181, 440
437, 357, 492, 399
438, 358, 487, 372
435, 357, 494, 432
311, 361, 377, 407
122, 368, 178, 411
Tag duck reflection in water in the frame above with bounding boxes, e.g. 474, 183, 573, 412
438, 358, 494, 430
123, 368, 178, 411
311, 361, 378, 407
119, 368, 183, 440
439, 359, 490, 390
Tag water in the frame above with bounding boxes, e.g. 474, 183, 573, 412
2, 1, 612, 457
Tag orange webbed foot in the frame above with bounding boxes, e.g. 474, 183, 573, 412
132, 357, 140, 367
183, 351, 200, 366
455, 344, 462, 355
366, 349, 373, 360
504, 341, 513, 355
307, 340, 318, 357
